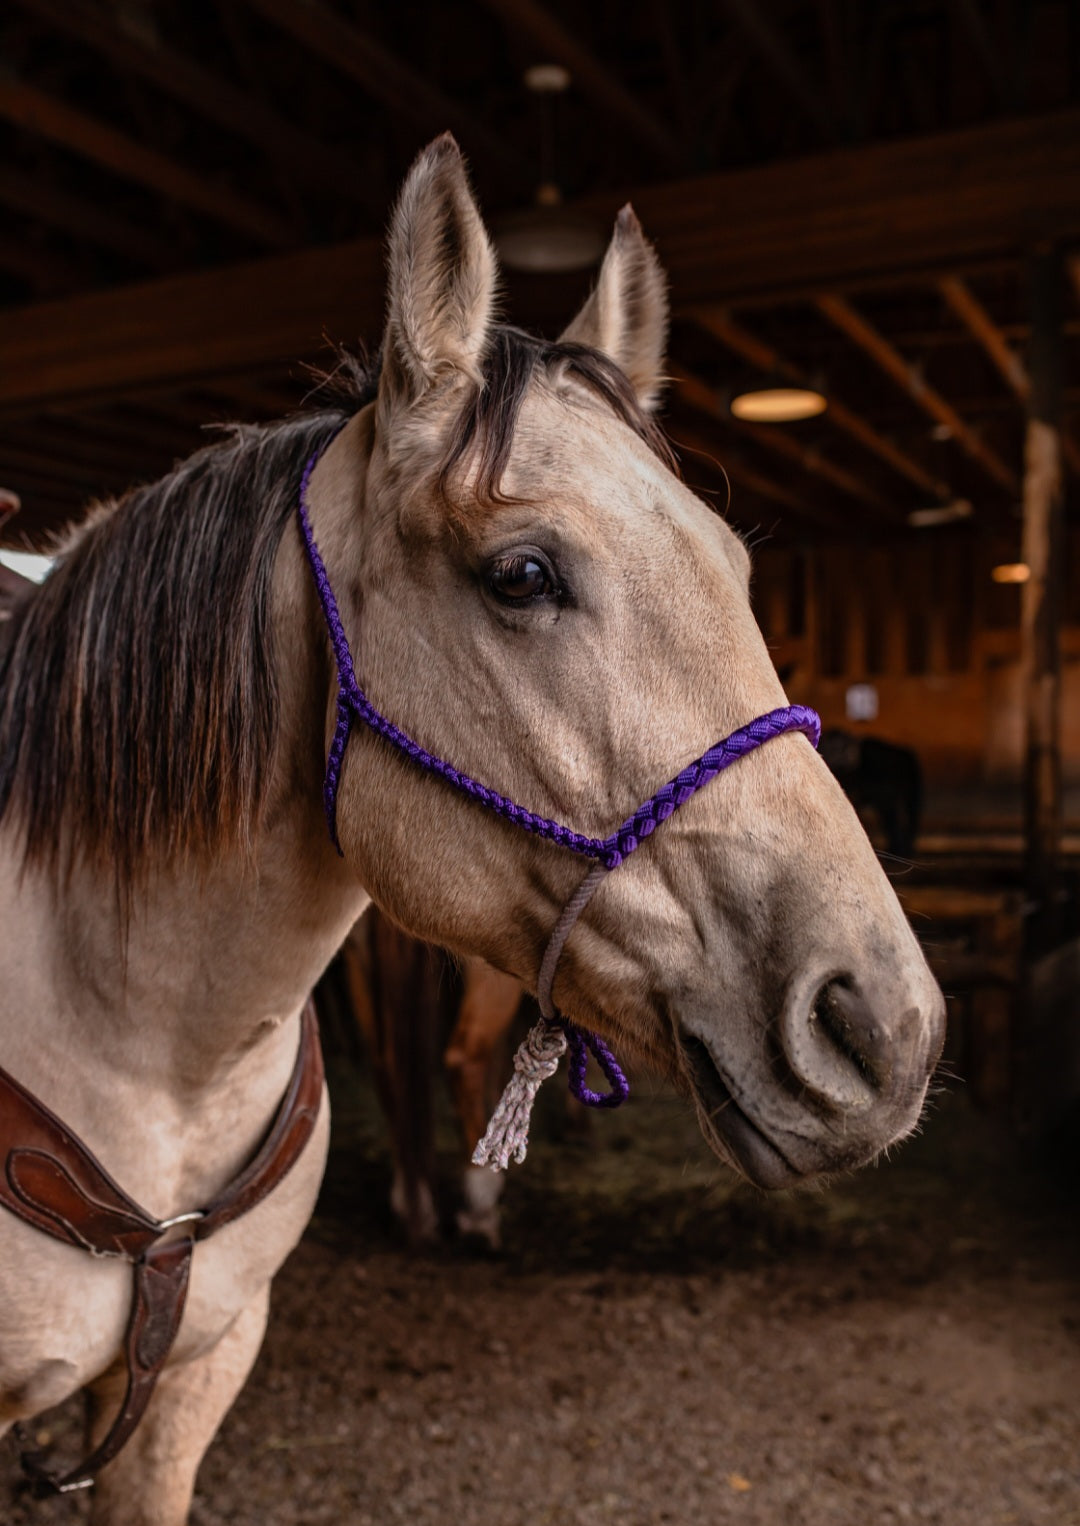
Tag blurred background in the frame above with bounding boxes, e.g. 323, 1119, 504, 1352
1, 4, 1078, 1523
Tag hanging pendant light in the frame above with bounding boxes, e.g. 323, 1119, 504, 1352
492, 64, 606, 274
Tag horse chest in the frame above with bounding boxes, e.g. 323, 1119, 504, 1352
0, 1097, 329, 1427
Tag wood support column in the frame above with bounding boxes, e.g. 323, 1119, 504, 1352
1021, 247, 1066, 955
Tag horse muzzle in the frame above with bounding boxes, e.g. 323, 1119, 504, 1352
677, 969, 946, 1188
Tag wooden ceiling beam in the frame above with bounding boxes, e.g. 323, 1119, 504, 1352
718, 0, 837, 141
691, 306, 951, 502
938, 274, 1080, 479
815, 292, 1019, 495
10, 0, 376, 213
947, 0, 1009, 110
0, 75, 294, 247
3, 110, 1080, 415
670, 423, 843, 529
0, 231, 84, 295
938, 275, 1029, 397
474, 0, 683, 169
241, 0, 523, 181
0, 165, 177, 270
671, 363, 898, 519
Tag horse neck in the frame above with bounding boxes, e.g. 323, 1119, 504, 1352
0, 498, 372, 1095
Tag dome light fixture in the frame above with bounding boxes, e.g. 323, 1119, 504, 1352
907, 499, 973, 528
493, 63, 607, 274
991, 562, 1030, 584
729, 385, 827, 423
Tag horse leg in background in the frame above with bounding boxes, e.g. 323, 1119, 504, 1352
85, 1288, 269, 1526
341, 912, 444, 1246
444, 960, 523, 1248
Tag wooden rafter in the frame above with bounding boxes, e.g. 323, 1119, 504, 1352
0, 231, 82, 295
0, 165, 177, 270
718, 0, 837, 141
474, 0, 684, 169
241, 0, 523, 181
3, 111, 1080, 415
671, 363, 898, 520
0, 76, 294, 247
815, 293, 1019, 495
670, 423, 840, 529
947, 0, 1008, 110
938, 276, 1029, 397
691, 306, 951, 503
939, 274, 1080, 478
11, 0, 378, 214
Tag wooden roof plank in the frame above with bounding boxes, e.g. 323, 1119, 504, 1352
0, 164, 177, 270
691, 306, 952, 502
11, 0, 378, 212
2, 110, 1080, 414
670, 423, 843, 529
718, 0, 838, 141
671, 362, 900, 519
241, 0, 524, 180
0, 75, 294, 247
815, 292, 1020, 494
475, 0, 684, 168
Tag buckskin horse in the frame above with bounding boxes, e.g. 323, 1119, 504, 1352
0, 137, 943, 1523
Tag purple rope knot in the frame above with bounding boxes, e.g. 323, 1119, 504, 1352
562, 1022, 630, 1108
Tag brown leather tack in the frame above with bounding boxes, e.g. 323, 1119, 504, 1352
3, 999, 324, 1494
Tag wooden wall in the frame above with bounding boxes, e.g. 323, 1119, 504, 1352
754, 526, 1080, 802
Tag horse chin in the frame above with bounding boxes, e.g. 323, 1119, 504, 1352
678, 1032, 802, 1190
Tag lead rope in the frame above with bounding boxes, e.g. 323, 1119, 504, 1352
472, 863, 627, 1171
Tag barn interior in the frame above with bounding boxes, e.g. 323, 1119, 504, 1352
1, 3, 1078, 1523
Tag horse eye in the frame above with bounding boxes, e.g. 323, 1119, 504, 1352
487, 552, 557, 605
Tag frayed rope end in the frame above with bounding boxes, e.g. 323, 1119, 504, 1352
471, 1017, 566, 1172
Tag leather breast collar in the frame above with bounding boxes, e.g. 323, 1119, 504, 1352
0, 1000, 324, 1494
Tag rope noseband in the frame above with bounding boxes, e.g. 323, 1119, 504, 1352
297, 435, 820, 1169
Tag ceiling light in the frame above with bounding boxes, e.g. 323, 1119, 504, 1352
907, 499, 973, 527
991, 563, 1030, 584
523, 63, 571, 94
493, 206, 607, 273
729, 386, 827, 423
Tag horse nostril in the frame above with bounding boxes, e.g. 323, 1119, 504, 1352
812, 977, 891, 1091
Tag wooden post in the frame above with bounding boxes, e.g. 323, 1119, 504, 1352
1021, 247, 1066, 955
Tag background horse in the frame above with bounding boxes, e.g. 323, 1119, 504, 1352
0, 136, 942, 1523
820, 728, 924, 858
342, 912, 523, 1248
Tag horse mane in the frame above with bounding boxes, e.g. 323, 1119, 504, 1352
0, 404, 357, 887
0, 329, 675, 888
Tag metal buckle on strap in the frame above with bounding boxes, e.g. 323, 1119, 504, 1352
154, 1209, 206, 1232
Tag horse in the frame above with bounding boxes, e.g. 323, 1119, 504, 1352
820, 728, 923, 858
342, 909, 523, 1248
0, 134, 943, 1523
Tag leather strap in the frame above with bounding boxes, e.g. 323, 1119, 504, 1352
2, 1000, 324, 1493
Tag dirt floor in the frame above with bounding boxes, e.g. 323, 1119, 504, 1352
4, 1043, 1079, 1526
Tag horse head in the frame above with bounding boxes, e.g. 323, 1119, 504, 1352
303, 136, 945, 1188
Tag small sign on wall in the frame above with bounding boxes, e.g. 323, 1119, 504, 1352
845, 683, 879, 722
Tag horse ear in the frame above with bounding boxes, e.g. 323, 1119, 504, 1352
559, 205, 669, 411
378, 135, 498, 414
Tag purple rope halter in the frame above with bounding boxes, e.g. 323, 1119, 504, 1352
297, 433, 820, 1156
